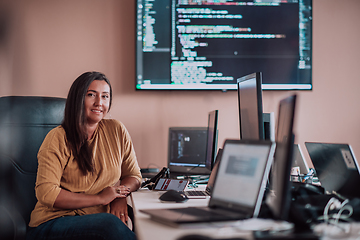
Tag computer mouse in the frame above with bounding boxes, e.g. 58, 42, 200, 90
159, 190, 189, 203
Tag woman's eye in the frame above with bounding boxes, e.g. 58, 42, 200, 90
102, 95, 109, 99
87, 93, 95, 97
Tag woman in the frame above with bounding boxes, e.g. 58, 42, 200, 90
26, 71, 142, 240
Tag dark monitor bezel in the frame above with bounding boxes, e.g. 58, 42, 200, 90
205, 110, 219, 171
237, 72, 265, 140
268, 94, 297, 221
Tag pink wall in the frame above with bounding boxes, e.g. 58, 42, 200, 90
1, 0, 360, 169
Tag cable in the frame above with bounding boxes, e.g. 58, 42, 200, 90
334, 201, 353, 225
141, 167, 170, 189
314, 197, 354, 239
323, 197, 338, 223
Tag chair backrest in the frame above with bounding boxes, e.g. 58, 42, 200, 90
0, 96, 66, 226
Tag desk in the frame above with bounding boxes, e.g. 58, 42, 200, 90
131, 188, 360, 240
131, 187, 289, 240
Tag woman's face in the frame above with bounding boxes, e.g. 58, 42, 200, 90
84, 80, 110, 125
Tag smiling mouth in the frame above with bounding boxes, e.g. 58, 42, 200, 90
91, 109, 103, 113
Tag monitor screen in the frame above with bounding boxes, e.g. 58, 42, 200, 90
205, 110, 219, 171
135, 0, 312, 91
266, 94, 297, 221
168, 127, 210, 175
237, 72, 264, 140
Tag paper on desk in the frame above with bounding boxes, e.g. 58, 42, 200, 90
233, 218, 294, 231
186, 218, 294, 239
206, 218, 294, 232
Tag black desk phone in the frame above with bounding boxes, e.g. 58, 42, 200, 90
141, 167, 170, 190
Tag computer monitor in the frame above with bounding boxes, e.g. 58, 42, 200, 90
237, 72, 265, 140
135, 1, 313, 91
205, 110, 219, 171
168, 127, 211, 175
305, 142, 360, 198
266, 94, 297, 221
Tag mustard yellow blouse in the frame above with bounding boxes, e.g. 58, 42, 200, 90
29, 119, 142, 227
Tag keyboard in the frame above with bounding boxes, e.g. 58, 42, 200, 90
180, 190, 210, 198
170, 207, 224, 217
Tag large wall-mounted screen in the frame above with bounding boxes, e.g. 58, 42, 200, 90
136, 0, 312, 91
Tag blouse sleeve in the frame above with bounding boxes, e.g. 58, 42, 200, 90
35, 127, 70, 208
116, 121, 142, 184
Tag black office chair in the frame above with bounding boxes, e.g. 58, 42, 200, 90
0, 96, 136, 239
0, 96, 66, 239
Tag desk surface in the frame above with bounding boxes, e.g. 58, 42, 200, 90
131, 187, 360, 240
132, 187, 290, 240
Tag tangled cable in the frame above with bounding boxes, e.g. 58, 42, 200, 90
314, 197, 354, 238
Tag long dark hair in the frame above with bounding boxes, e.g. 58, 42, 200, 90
62, 71, 113, 175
